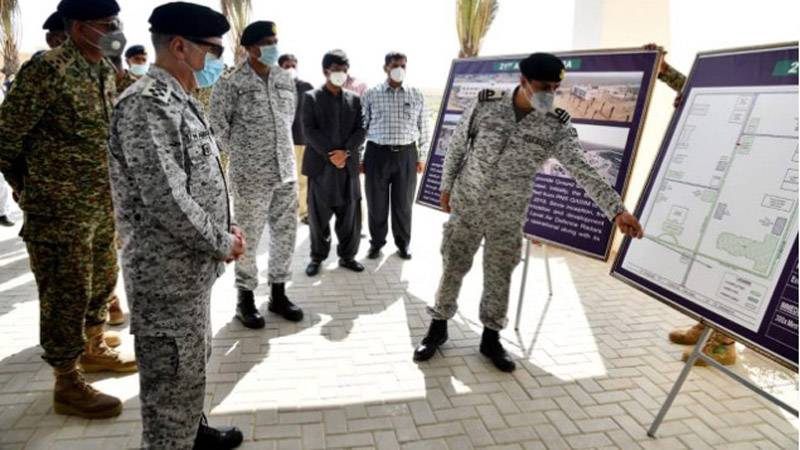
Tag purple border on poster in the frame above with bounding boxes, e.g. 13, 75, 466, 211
416, 50, 659, 260
612, 44, 799, 369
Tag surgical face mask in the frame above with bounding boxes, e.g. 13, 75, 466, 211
389, 67, 405, 83
286, 67, 298, 79
193, 53, 225, 89
529, 90, 555, 113
129, 63, 148, 76
329, 71, 348, 87
88, 25, 126, 58
258, 44, 279, 66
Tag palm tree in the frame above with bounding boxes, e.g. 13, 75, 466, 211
456, 0, 499, 58
220, 0, 252, 65
0, 0, 20, 81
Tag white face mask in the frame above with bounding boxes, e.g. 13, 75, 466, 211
329, 71, 348, 87
286, 67, 298, 79
389, 67, 405, 83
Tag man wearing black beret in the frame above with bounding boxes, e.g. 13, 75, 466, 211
115, 44, 149, 93
210, 21, 303, 329
0, 0, 137, 420
108, 2, 244, 448
414, 52, 645, 372
43, 11, 67, 48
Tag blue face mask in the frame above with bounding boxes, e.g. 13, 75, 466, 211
194, 53, 225, 89
258, 44, 279, 66
129, 63, 148, 76
530, 91, 555, 113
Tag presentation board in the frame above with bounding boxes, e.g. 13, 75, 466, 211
417, 49, 659, 259
612, 43, 799, 369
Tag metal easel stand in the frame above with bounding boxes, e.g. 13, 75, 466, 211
514, 240, 553, 331
648, 326, 799, 438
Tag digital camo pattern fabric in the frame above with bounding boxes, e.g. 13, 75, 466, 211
430, 89, 626, 330
658, 64, 687, 93
108, 65, 232, 337
0, 38, 119, 366
210, 62, 298, 288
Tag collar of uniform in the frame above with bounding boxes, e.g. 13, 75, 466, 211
146, 65, 189, 101
241, 59, 275, 89
53, 38, 113, 77
382, 80, 405, 92
509, 85, 548, 122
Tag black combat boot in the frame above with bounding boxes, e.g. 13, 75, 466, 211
268, 283, 303, 322
235, 289, 265, 329
480, 328, 516, 372
413, 319, 448, 362
194, 413, 243, 450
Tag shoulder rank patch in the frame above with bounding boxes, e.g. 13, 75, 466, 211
140, 77, 173, 104
478, 88, 504, 102
42, 47, 73, 75
552, 107, 571, 124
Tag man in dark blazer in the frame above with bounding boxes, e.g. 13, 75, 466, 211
302, 50, 367, 276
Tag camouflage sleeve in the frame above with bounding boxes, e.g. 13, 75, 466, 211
112, 97, 234, 260
552, 124, 626, 221
0, 61, 54, 192
440, 99, 478, 193
209, 81, 233, 155
658, 64, 686, 92
417, 90, 431, 162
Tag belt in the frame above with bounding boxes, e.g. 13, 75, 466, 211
369, 142, 415, 153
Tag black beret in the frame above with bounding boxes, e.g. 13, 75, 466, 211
57, 0, 120, 21
519, 53, 565, 82
124, 45, 146, 59
42, 12, 65, 31
149, 2, 230, 38
240, 21, 277, 46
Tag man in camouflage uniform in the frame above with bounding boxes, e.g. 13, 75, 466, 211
210, 20, 302, 329
114, 44, 148, 94
644, 43, 737, 366
0, 0, 137, 419
413, 53, 645, 372
109, 3, 244, 449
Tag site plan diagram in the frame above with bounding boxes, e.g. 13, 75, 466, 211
621, 85, 799, 332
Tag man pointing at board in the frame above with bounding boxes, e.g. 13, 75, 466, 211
414, 53, 645, 372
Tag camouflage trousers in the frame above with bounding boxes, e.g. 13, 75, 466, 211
427, 209, 522, 330
135, 316, 212, 450
233, 181, 298, 290
23, 213, 117, 367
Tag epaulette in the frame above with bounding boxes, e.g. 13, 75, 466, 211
478, 88, 504, 102
41, 47, 73, 76
550, 107, 571, 125
140, 77, 173, 104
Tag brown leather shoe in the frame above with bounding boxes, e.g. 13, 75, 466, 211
682, 331, 737, 366
107, 294, 125, 326
103, 331, 121, 348
53, 361, 122, 419
669, 322, 705, 345
79, 324, 138, 373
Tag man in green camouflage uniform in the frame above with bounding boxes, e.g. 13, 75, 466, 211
0, 0, 136, 420
645, 43, 737, 366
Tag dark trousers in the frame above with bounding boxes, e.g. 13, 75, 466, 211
308, 181, 361, 262
364, 141, 417, 251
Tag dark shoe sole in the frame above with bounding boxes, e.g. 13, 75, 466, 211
235, 314, 266, 329
54, 401, 122, 419
339, 261, 365, 272
479, 348, 516, 372
268, 305, 304, 322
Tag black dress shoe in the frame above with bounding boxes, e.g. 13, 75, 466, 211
235, 290, 265, 329
194, 413, 243, 450
0, 215, 14, 227
479, 328, 516, 372
339, 259, 364, 272
413, 319, 448, 362
397, 248, 412, 260
306, 260, 321, 277
367, 247, 382, 259
268, 283, 303, 322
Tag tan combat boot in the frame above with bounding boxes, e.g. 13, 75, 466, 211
79, 324, 138, 373
103, 330, 121, 348
53, 361, 122, 419
107, 294, 126, 326
669, 322, 705, 345
682, 331, 737, 366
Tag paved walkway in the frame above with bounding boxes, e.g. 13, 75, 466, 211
0, 206, 797, 449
